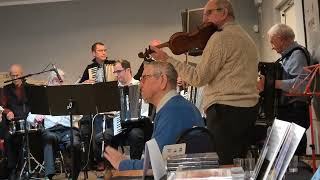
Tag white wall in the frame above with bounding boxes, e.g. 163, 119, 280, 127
0, 0, 209, 82
258, 0, 310, 62
0, 0, 259, 83
258, 0, 282, 62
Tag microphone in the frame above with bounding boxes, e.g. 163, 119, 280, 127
52, 65, 63, 83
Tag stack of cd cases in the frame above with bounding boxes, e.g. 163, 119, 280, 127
166, 152, 219, 172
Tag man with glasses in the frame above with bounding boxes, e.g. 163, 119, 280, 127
150, 0, 259, 165
95, 59, 146, 162
79, 42, 117, 171
79, 42, 116, 84
258, 24, 312, 155
113, 59, 139, 86
1, 64, 31, 179
104, 61, 204, 170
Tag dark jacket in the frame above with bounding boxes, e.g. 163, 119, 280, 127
1, 82, 31, 120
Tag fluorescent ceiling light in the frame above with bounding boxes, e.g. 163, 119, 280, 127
0, 0, 73, 7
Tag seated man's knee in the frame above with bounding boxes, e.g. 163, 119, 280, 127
95, 132, 103, 144
65, 141, 81, 151
96, 128, 113, 145
42, 131, 58, 144
127, 128, 144, 142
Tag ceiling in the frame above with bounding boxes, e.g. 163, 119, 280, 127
0, 0, 72, 7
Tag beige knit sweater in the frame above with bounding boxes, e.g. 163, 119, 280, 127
167, 21, 259, 112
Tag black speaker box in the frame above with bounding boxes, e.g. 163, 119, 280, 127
181, 8, 205, 56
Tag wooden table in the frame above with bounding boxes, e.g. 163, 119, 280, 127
105, 169, 153, 180
105, 165, 235, 179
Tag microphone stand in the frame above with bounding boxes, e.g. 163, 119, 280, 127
19, 93, 33, 179
4, 69, 54, 84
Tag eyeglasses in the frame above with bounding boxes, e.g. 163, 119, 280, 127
204, 8, 223, 16
10, 74, 20, 78
96, 49, 107, 53
140, 73, 161, 82
113, 69, 125, 74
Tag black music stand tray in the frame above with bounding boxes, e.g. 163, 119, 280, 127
93, 82, 121, 113
29, 82, 120, 179
29, 84, 96, 116
29, 82, 121, 115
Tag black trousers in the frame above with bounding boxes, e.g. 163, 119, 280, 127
4, 132, 23, 170
95, 127, 145, 160
42, 125, 81, 179
277, 101, 309, 155
2, 119, 23, 174
206, 103, 258, 165
94, 114, 146, 160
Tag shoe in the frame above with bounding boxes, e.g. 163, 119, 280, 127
96, 162, 105, 171
44, 174, 53, 180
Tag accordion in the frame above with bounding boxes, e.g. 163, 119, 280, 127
88, 64, 117, 82
258, 62, 282, 124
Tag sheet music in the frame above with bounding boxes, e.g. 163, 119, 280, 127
276, 123, 305, 180
162, 143, 186, 160
253, 119, 291, 180
311, 165, 320, 180
269, 124, 295, 179
142, 138, 166, 180
251, 146, 269, 180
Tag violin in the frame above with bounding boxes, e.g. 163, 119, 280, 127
138, 22, 219, 60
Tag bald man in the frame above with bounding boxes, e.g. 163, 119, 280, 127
1, 64, 32, 179
263, 24, 311, 155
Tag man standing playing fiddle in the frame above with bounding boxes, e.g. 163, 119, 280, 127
150, 0, 259, 164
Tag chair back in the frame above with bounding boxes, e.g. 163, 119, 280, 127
176, 126, 215, 154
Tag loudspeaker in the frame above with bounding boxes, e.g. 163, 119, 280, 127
181, 8, 205, 56
181, 8, 204, 33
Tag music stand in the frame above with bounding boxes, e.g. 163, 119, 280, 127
30, 84, 96, 115
29, 84, 97, 179
93, 81, 121, 159
29, 82, 121, 179
94, 81, 121, 113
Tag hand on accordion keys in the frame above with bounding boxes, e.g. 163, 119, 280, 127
82, 79, 95, 84
6, 111, 15, 121
113, 114, 122, 136
34, 115, 45, 123
257, 74, 265, 93
0, 106, 3, 121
